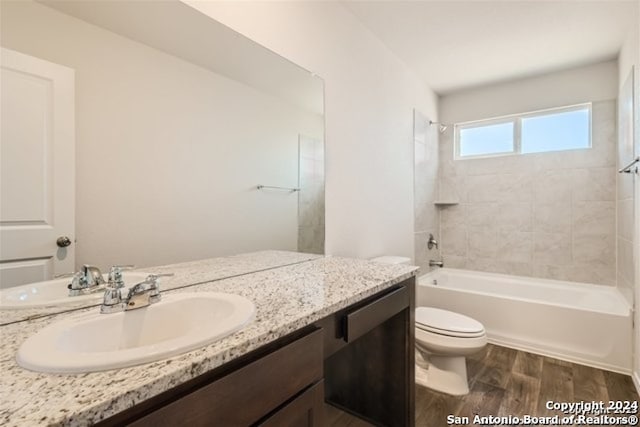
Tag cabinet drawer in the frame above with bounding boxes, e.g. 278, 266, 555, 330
258, 380, 325, 427
344, 286, 408, 342
130, 328, 323, 427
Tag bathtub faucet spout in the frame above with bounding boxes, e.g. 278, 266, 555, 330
429, 260, 444, 268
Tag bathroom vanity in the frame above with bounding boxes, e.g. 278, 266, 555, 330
0, 253, 417, 426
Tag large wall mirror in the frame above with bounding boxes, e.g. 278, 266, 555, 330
0, 0, 325, 321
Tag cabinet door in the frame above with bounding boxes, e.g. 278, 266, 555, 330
259, 381, 324, 427
129, 329, 323, 427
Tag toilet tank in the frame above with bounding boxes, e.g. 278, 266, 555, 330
370, 256, 411, 265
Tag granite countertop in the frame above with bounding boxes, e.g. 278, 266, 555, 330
0, 255, 418, 427
0, 250, 321, 325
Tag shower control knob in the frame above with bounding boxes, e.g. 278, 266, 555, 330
56, 236, 72, 248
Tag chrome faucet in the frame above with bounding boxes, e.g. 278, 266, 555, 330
427, 233, 439, 250
67, 265, 107, 296
107, 265, 135, 288
100, 273, 173, 314
429, 260, 444, 268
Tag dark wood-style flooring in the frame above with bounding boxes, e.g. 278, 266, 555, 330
327, 344, 639, 426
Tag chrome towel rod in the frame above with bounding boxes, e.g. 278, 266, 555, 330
256, 185, 300, 192
618, 156, 640, 174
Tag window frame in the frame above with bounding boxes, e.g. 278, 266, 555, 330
454, 103, 592, 160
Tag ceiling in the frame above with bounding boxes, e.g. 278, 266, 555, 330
344, 0, 637, 95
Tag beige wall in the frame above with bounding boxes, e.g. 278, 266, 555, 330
185, 1, 439, 261
1, 1, 323, 270
440, 60, 618, 123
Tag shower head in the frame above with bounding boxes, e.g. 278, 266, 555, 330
429, 120, 448, 133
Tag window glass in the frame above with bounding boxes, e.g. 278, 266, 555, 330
455, 104, 591, 159
459, 121, 514, 157
521, 108, 590, 154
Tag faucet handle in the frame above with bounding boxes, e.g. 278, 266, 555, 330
147, 275, 161, 303
107, 265, 135, 288
427, 233, 439, 250
146, 274, 173, 301
145, 273, 174, 303
67, 271, 86, 291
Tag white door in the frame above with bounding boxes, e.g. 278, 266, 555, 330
0, 48, 75, 289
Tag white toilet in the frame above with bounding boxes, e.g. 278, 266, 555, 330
370, 256, 487, 396
414, 306, 487, 395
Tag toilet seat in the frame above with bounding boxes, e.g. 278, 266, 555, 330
416, 307, 485, 338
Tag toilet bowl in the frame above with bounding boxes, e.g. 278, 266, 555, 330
415, 307, 487, 395
369, 256, 487, 396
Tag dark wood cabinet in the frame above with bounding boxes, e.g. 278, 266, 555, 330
318, 281, 415, 427
99, 277, 415, 427
100, 328, 323, 427
259, 381, 325, 427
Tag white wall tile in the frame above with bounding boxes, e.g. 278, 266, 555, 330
565, 262, 616, 287
496, 202, 533, 231
497, 230, 533, 262
439, 175, 468, 202
434, 99, 616, 286
414, 112, 440, 270
465, 154, 534, 176
468, 229, 498, 259
573, 233, 615, 264
533, 202, 572, 233
533, 232, 572, 265
466, 175, 501, 202
572, 168, 615, 201
617, 198, 634, 241
442, 255, 467, 269
532, 264, 568, 281
466, 203, 499, 228
440, 204, 466, 228
441, 226, 467, 257
572, 201, 615, 235
534, 169, 573, 203
617, 238, 635, 285
499, 173, 534, 202
618, 170, 634, 200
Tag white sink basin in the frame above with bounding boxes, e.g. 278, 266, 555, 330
17, 292, 255, 373
0, 272, 150, 310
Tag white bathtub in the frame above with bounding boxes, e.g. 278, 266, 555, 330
417, 268, 632, 373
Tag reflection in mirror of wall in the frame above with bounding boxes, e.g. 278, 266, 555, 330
0, 0, 325, 293
298, 135, 325, 254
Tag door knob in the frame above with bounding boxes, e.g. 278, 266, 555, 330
56, 236, 72, 248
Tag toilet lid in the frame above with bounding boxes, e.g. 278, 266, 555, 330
415, 307, 485, 338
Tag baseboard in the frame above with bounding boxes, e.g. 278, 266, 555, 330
487, 336, 631, 375
633, 371, 640, 396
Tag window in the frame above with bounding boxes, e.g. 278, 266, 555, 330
458, 121, 514, 157
455, 104, 591, 159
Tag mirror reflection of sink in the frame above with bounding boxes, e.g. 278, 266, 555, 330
0, 272, 151, 310
17, 292, 255, 374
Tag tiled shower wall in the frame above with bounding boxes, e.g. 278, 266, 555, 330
298, 135, 325, 254
437, 100, 617, 285
617, 72, 635, 303
414, 110, 440, 273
